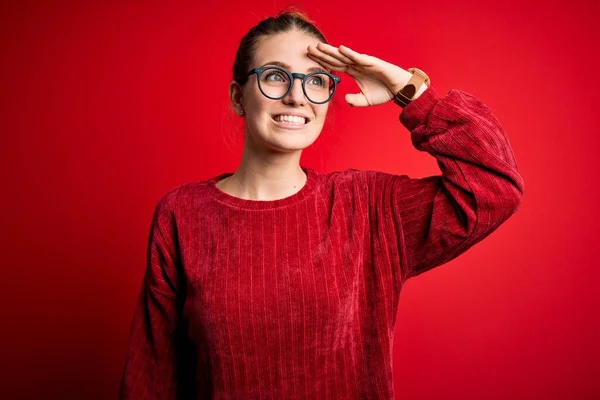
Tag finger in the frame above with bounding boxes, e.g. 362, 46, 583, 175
307, 53, 341, 72
314, 42, 354, 65
338, 45, 375, 67
307, 45, 346, 68
345, 93, 371, 107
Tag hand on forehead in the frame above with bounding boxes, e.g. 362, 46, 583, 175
257, 30, 331, 73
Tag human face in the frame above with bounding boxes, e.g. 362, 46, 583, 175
239, 30, 331, 153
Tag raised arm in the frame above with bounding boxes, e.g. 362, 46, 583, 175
306, 43, 523, 284
367, 86, 524, 283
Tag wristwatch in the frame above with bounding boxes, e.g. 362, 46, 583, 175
393, 67, 431, 108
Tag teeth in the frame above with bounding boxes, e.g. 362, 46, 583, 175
274, 115, 306, 124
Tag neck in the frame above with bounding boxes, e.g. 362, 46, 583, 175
218, 144, 307, 201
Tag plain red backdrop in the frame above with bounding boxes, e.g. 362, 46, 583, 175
1, 1, 599, 399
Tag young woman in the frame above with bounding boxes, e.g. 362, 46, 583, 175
119, 9, 524, 400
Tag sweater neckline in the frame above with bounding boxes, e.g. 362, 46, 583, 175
206, 165, 317, 210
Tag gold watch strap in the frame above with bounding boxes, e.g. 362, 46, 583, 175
393, 68, 430, 107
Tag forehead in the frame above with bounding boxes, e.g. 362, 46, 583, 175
254, 30, 324, 72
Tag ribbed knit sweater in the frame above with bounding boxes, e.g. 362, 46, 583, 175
119, 86, 524, 399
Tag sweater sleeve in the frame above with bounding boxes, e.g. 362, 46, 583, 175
119, 193, 197, 399
367, 86, 524, 285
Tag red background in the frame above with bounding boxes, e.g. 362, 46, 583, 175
1, 1, 599, 399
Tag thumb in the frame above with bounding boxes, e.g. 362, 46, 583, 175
345, 93, 370, 107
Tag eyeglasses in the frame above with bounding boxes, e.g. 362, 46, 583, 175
246, 66, 341, 104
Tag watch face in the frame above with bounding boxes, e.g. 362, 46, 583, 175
400, 84, 416, 98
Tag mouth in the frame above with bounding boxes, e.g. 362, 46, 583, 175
271, 114, 311, 126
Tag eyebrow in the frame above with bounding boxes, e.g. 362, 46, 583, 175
260, 60, 329, 73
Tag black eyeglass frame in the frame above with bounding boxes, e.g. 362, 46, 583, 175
246, 66, 341, 104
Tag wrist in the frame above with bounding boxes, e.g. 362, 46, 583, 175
391, 68, 430, 105
389, 69, 414, 96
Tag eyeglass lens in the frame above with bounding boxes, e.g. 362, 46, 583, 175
258, 67, 334, 103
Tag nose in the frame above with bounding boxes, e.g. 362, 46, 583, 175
282, 77, 307, 106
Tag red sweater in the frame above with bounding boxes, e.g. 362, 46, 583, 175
119, 86, 524, 399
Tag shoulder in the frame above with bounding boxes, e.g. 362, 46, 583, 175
152, 179, 213, 217
319, 167, 366, 186
315, 168, 382, 202
319, 167, 409, 190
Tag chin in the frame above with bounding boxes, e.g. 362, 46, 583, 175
272, 137, 316, 152
263, 132, 318, 152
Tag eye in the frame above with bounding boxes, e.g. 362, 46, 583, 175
307, 73, 330, 88
309, 76, 323, 85
264, 71, 288, 82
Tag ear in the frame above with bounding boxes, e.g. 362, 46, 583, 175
229, 80, 243, 112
